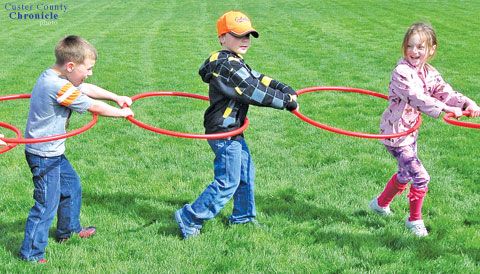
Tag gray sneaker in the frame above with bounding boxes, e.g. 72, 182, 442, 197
369, 197, 392, 216
174, 209, 200, 239
405, 218, 428, 237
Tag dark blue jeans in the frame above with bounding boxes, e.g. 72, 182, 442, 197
180, 139, 256, 228
19, 152, 82, 261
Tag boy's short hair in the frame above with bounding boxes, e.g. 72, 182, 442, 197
55, 35, 97, 65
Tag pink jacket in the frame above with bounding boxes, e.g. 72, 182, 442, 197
380, 59, 473, 147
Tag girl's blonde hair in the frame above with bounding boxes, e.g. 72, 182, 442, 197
402, 22, 437, 60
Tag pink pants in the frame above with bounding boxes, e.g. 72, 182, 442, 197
385, 142, 430, 189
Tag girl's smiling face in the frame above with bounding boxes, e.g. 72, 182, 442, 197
405, 33, 436, 69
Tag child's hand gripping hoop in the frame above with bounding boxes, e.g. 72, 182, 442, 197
0, 121, 22, 154
443, 111, 480, 129
291, 86, 422, 139
0, 94, 98, 145
125, 91, 249, 139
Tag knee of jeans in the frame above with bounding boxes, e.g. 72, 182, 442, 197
217, 177, 239, 188
33, 188, 46, 205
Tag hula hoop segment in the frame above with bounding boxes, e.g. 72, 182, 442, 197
0, 121, 22, 154
2, 86, 427, 149
125, 91, 249, 139
0, 94, 98, 144
291, 86, 422, 139
443, 111, 479, 129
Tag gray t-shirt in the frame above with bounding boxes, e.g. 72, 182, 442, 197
25, 69, 94, 157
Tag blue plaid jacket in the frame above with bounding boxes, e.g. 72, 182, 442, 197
199, 50, 296, 135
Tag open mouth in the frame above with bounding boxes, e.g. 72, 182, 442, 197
408, 56, 422, 65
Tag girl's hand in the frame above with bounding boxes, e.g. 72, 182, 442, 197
466, 103, 480, 118
0, 134, 6, 146
443, 106, 463, 118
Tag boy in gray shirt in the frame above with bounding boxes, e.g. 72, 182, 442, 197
20, 35, 134, 263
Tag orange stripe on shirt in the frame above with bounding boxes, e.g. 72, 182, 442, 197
57, 82, 73, 97
59, 90, 81, 107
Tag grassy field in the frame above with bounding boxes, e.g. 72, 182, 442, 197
1, 0, 479, 272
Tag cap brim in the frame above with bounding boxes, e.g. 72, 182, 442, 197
230, 30, 259, 38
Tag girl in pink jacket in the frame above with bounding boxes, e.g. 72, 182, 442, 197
369, 22, 480, 237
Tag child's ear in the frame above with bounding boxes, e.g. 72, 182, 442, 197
430, 45, 437, 56
219, 34, 226, 45
65, 62, 75, 72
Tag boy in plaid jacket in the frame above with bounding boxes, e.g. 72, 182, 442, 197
175, 11, 297, 239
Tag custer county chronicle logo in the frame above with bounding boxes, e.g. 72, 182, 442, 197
4, 2, 68, 20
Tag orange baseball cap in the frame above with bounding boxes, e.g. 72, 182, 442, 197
216, 11, 259, 38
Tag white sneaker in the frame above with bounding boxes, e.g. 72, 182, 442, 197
369, 197, 391, 216
405, 219, 428, 237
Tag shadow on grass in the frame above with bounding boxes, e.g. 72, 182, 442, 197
0, 191, 188, 259
0, 219, 25, 258
83, 191, 189, 237
78, 187, 479, 264
255, 186, 480, 264
256, 187, 351, 223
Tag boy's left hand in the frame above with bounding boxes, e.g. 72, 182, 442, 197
0, 134, 6, 146
115, 96, 133, 107
466, 103, 480, 117
285, 100, 298, 111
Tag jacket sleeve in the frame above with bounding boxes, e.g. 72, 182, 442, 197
430, 73, 475, 109
390, 66, 446, 118
210, 58, 291, 109
250, 69, 296, 95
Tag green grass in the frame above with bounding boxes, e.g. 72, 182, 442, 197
1, 0, 479, 272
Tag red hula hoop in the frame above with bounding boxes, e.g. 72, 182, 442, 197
443, 111, 479, 129
0, 121, 22, 154
0, 93, 98, 144
126, 91, 249, 139
292, 86, 422, 139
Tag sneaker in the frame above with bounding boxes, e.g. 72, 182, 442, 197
405, 218, 428, 237
23, 258, 47, 264
174, 209, 200, 240
78, 226, 96, 239
229, 218, 266, 229
369, 197, 392, 216
56, 226, 96, 243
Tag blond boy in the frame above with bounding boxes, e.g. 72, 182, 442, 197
19, 35, 133, 263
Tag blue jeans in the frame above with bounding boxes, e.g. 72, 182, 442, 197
180, 139, 256, 228
19, 152, 82, 261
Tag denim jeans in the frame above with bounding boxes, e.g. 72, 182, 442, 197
180, 139, 256, 228
19, 152, 82, 261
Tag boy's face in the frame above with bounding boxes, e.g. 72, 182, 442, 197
220, 33, 251, 55
64, 58, 95, 86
